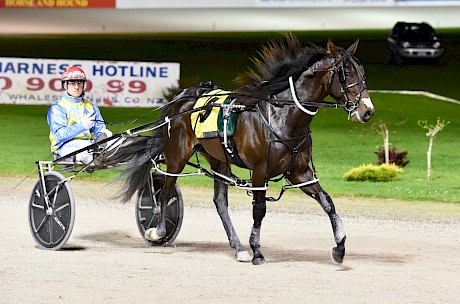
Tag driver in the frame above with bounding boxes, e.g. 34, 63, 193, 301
47, 66, 112, 164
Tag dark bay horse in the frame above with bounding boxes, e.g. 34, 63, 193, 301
111, 34, 374, 265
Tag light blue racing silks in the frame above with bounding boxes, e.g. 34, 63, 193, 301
47, 93, 106, 155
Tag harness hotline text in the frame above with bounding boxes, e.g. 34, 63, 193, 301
0, 57, 180, 107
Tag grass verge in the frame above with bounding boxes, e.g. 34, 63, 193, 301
2, 92, 459, 203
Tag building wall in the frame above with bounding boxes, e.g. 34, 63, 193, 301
0, 6, 459, 34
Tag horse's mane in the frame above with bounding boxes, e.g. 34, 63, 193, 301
235, 33, 327, 99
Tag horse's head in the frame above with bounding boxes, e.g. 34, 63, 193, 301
320, 40, 375, 123
236, 34, 375, 123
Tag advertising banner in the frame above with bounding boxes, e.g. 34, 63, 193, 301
0, 57, 180, 107
0, 0, 116, 8
255, 0, 394, 7
115, 0, 395, 8
1, 0, 459, 8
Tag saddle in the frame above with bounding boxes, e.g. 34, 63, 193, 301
191, 89, 237, 139
191, 88, 247, 168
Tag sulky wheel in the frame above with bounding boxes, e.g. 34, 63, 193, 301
135, 173, 184, 246
28, 171, 75, 250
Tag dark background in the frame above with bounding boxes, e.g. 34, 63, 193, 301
0, 29, 459, 98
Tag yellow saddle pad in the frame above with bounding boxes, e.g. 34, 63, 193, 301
191, 89, 232, 139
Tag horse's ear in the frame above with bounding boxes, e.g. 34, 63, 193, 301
327, 39, 339, 56
347, 39, 359, 55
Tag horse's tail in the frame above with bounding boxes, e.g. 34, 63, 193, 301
114, 130, 164, 202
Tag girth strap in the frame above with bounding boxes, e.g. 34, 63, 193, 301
223, 137, 248, 169
285, 136, 310, 175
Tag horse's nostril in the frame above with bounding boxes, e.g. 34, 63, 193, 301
364, 110, 373, 121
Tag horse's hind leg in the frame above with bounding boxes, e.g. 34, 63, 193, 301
213, 178, 251, 262
206, 158, 251, 262
144, 175, 181, 241
145, 126, 194, 241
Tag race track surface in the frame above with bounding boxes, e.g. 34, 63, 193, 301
1, 176, 459, 303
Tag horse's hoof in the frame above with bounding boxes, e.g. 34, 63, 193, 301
252, 257, 266, 265
236, 251, 251, 262
331, 246, 345, 264
144, 228, 162, 241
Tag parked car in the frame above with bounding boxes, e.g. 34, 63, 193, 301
387, 22, 445, 64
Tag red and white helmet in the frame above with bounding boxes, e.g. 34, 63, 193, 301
61, 66, 87, 82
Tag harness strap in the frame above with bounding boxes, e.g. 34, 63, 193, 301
257, 104, 295, 150
256, 103, 311, 176
223, 138, 248, 169
285, 134, 310, 176
288, 76, 318, 116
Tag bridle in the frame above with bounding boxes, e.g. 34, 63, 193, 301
289, 50, 368, 118
328, 52, 368, 117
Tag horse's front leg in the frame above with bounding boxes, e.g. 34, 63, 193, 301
213, 178, 251, 262
314, 190, 346, 264
289, 169, 346, 264
249, 189, 267, 265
